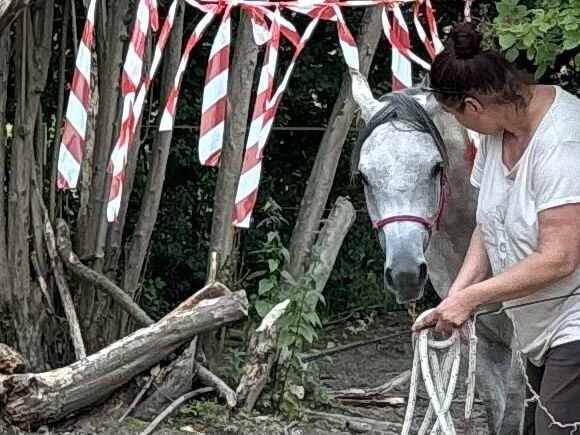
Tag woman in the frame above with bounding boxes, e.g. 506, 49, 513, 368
412, 21, 580, 433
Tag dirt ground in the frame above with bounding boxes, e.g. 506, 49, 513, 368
6, 312, 490, 435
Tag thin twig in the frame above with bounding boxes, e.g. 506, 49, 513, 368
31, 251, 54, 312
138, 387, 214, 435
118, 375, 155, 423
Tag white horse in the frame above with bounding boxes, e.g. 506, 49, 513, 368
350, 71, 525, 434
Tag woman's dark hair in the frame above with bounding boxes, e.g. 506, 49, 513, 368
428, 21, 533, 111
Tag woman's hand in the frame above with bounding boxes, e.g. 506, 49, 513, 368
411, 291, 477, 334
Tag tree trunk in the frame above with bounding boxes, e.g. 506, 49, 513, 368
8, 1, 54, 370
121, 0, 185, 337
208, 7, 260, 279
75, 0, 132, 353
0, 290, 249, 426
0, 25, 11, 336
287, 5, 383, 278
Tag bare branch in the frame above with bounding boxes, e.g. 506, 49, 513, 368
35, 188, 86, 360
55, 219, 155, 328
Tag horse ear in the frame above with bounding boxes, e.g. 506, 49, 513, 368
350, 70, 388, 124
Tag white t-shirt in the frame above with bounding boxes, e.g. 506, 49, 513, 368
470, 86, 580, 366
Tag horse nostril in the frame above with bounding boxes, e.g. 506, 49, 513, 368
418, 262, 428, 281
385, 268, 395, 288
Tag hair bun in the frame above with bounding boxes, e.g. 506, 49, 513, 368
451, 21, 482, 60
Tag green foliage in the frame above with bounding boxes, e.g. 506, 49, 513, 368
139, 277, 170, 319
494, 0, 580, 79
214, 346, 247, 387
179, 398, 228, 424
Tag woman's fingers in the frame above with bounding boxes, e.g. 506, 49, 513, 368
411, 310, 438, 332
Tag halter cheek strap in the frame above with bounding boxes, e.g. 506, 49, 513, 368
372, 171, 449, 234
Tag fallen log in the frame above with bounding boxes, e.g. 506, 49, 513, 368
134, 338, 198, 420
329, 370, 411, 403
0, 290, 248, 426
303, 409, 403, 433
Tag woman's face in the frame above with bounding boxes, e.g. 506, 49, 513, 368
442, 97, 504, 136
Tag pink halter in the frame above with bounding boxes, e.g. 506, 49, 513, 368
372, 170, 449, 234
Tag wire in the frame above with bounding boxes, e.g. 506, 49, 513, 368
142, 124, 363, 132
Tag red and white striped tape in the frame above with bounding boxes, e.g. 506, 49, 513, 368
57, 0, 97, 189
159, 3, 220, 132
413, 0, 443, 59
133, 0, 179, 121
198, 6, 233, 167
233, 10, 322, 227
107, 0, 156, 222
233, 8, 282, 228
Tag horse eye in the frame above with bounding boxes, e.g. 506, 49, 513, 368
431, 162, 443, 178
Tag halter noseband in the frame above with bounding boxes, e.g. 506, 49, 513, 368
372, 170, 449, 234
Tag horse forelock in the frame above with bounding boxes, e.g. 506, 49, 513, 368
350, 91, 449, 184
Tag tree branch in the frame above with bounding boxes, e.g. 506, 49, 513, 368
55, 219, 155, 328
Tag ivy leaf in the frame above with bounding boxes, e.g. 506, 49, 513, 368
258, 279, 275, 295
506, 46, 519, 63
499, 33, 517, 49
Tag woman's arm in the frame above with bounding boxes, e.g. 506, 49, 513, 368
448, 227, 491, 296
414, 204, 580, 333
466, 204, 580, 306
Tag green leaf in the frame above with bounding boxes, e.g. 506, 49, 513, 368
255, 300, 274, 318
534, 63, 548, 80
258, 279, 275, 295
505, 46, 519, 62
563, 38, 579, 50
268, 259, 279, 273
246, 270, 267, 281
281, 270, 297, 286
527, 46, 536, 61
496, 2, 514, 16
523, 32, 535, 48
575, 52, 580, 68
499, 33, 517, 49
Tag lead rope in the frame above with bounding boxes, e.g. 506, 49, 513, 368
402, 309, 477, 435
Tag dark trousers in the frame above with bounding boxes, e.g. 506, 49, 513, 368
522, 340, 580, 435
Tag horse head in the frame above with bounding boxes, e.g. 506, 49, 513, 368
350, 71, 468, 303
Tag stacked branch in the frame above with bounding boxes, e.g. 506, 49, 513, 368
0, 290, 248, 426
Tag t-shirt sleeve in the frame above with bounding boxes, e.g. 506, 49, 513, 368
470, 133, 486, 189
534, 140, 580, 213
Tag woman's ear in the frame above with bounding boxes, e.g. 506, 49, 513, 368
464, 97, 484, 114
